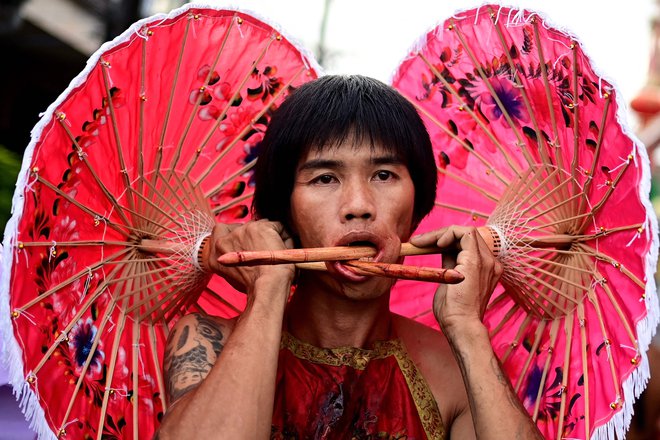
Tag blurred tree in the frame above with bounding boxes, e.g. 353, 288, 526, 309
0, 144, 21, 234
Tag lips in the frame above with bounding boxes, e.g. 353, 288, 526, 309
327, 231, 389, 282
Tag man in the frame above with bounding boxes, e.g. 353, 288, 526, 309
156, 75, 543, 439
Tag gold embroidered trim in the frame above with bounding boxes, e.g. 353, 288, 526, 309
280, 332, 401, 370
393, 351, 445, 439
281, 332, 445, 439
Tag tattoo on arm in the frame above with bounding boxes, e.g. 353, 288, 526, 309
164, 314, 227, 404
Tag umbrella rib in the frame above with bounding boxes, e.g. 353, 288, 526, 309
136, 37, 147, 223
523, 191, 583, 225
58, 291, 120, 435
203, 158, 257, 199
531, 19, 560, 163
570, 44, 582, 216
101, 61, 137, 217
521, 252, 595, 275
168, 15, 237, 173
113, 202, 180, 235
19, 240, 132, 248
532, 319, 560, 421
577, 156, 631, 234
187, 36, 277, 182
514, 320, 547, 393
501, 314, 533, 363
127, 186, 185, 231
131, 302, 140, 440
35, 175, 134, 236
488, 301, 520, 338
514, 259, 587, 294
401, 92, 510, 185
15, 247, 132, 312
212, 191, 253, 215
200, 287, 243, 316
577, 301, 590, 439
585, 283, 622, 410
503, 267, 572, 315
577, 242, 645, 289
434, 202, 490, 219
437, 168, 500, 202
154, 16, 192, 179
140, 174, 194, 220
574, 96, 612, 228
96, 296, 132, 440
192, 64, 306, 184
511, 167, 575, 221
29, 260, 126, 376
451, 20, 534, 168
557, 313, 575, 437
112, 264, 174, 290
56, 118, 133, 226
417, 52, 524, 179
148, 312, 169, 415
489, 9, 555, 169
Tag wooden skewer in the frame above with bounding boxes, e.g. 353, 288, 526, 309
217, 242, 440, 266
343, 260, 464, 284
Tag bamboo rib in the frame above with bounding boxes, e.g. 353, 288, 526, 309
557, 315, 575, 437
437, 168, 500, 202
577, 301, 590, 439
56, 118, 132, 227
501, 268, 566, 317
16, 248, 131, 312
524, 192, 583, 224
532, 319, 560, 421
191, 37, 277, 183
101, 61, 137, 218
501, 314, 533, 363
136, 35, 147, 226
212, 191, 253, 215
201, 287, 242, 315
434, 202, 490, 219
58, 290, 119, 436
418, 52, 524, 179
452, 20, 535, 169
19, 240, 133, 248
579, 242, 645, 290
167, 15, 236, 173
35, 175, 129, 236
204, 158, 257, 199
574, 97, 612, 230
488, 302, 520, 339
570, 44, 582, 217
402, 94, 510, 186
154, 17, 191, 179
532, 20, 560, 165
578, 158, 631, 234
585, 278, 621, 411
148, 316, 168, 413
131, 301, 140, 440
96, 295, 132, 440
514, 320, 547, 393
500, 167, 565, 224
489, 9, 554, 168
515, 259, 588, 294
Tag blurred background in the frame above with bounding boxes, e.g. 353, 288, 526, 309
1, 0, 660, 438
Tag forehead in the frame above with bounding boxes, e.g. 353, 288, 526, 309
297, 141, 401, 167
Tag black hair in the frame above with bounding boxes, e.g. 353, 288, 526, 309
252, 74, 437, 230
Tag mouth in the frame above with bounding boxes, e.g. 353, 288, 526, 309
328, 233, 387, 282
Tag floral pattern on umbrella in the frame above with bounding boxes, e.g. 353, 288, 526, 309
0, 6, 318, 439
391, 5, 659, 440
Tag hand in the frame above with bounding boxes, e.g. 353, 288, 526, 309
410, 226, 502, 335
202, 221, 296, 294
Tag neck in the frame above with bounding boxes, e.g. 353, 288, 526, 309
285, 275, 393, 349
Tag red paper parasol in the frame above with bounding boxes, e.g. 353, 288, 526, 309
0, 5, 318, 439
390, 5, 659, 440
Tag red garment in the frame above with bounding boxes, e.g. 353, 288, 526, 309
271, 332, 444, 439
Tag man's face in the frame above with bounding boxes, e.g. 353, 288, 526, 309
289, 140, 415, 299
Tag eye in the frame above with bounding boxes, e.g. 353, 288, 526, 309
312, 174, 337, 185
374, 170, 394, 181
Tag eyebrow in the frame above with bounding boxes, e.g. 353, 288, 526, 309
297, 155, 405, 172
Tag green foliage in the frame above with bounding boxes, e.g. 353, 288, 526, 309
0, 145, 21, 235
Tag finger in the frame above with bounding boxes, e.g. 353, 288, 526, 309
409, 228, 449, 247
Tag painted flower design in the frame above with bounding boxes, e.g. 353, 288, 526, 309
69, 318, 105, 379
478, 76, 528, 124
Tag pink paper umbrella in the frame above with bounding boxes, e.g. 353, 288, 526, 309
0, 5, 319, 439
391, 5, 659, 440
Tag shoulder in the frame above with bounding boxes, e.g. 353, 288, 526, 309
393, 314, 469, 429
163, 313, 236, 404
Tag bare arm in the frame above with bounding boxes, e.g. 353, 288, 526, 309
156, 221, 294, 440
411, 227, 543, 440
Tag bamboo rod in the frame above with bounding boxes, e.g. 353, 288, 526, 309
203, 158, 257, 199
557, 311, 575, 437
344, 260, 464, 284
532, 319, 560, 421
577, 301, 590, 440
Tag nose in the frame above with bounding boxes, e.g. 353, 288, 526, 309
340, 180, 375, 222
